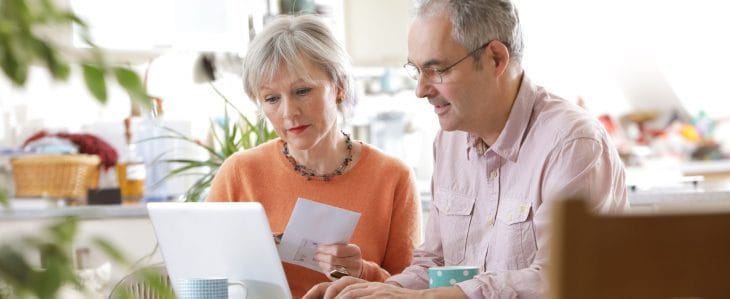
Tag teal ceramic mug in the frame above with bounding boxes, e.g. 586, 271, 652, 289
176, 278, 247, 299
428, 266, 480, 288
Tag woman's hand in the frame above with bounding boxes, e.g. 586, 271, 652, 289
273, 233, 283, 245
314, 243, 363, 280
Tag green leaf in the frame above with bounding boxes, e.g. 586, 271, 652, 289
57, 11, 86, 26
0, 246, 33, 286
52, 61, 70, 80
210, 82, 236, 111
48, 217, 78, 245
5, 0, 32, 26
82, 64, 107, 102
33, 241, 81, 297
139, 269, 175, 299
138, 127, 224, 161
92, 238, 128, 264
109, 288, 135, 299
208, 118, 226, 154
223, 122, 240, 157
164, 163, 213, 179
164, 158, 219, 167
0, 187, 7, 208
0, 35, 28, 86
184, 173, 214, 202
229, 121, 241, 147
222, 110, 240, 157
151, 163, 215, 192
35, 259, 64, 298
239, 124, 253, 150
113, 67, 150, 107
28, 37, 69, 80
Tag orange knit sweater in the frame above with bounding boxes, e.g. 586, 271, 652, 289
208, 139, 421, 298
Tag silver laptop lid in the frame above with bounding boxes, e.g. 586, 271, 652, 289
147, 202, 292, 299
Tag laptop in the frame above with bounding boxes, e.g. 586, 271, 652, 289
147, 202, 292, 299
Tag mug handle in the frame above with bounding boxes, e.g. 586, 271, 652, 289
228, 280, 247, 299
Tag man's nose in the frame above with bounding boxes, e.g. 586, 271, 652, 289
414, 75, 436, 99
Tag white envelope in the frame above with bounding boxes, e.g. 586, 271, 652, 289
277, 198, 361, 272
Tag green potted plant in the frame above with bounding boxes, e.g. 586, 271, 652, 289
0, 0, 149, 104
0, 217, 175, 299
145, 83, 277, 202
0, 0, 149, 206
0, 1, 162, 297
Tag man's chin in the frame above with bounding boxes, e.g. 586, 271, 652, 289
437, 118, 459, 132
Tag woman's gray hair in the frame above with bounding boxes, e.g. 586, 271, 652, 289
243, 15, 355, 114
415, 0, 524, 66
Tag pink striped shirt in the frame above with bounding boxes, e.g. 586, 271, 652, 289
388, 75, 629, 298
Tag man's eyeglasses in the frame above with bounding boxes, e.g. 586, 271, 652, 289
403, 41, 491, 84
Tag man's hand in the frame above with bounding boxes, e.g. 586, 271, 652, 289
336, 281, 417, 298
338, 283, 465, 299
315, 243, 364, 280
304, 278, 467, 299
303, 276, 366, 299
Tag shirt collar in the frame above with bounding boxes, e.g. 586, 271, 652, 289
466, 74, 537, 162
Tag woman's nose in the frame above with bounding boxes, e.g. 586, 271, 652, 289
281, 97, 300, 119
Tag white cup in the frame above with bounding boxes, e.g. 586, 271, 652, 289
176, 278, 246, 299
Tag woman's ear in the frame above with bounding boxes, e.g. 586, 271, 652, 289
335, 83, 345, 104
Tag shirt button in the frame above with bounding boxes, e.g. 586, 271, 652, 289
490, 169, 499, 178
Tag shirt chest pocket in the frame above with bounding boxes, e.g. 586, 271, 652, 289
433, 189, 476, 265
494, 199, 536, 270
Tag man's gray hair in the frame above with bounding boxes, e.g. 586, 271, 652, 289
243, 15, 355, 114
415, 0, 524, 66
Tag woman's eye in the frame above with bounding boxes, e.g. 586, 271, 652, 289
263, 96, 280, 103
295, 88, 312, 96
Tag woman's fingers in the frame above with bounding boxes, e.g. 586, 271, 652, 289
318, 243, 360, 257
315, 243, 364, 278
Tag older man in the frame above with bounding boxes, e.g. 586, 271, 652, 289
305, 0, 628, 298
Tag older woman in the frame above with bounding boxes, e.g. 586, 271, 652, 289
207, 15, 421, 298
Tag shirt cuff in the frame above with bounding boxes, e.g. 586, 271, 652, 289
386, 271, 429, 290
456, 278, 486, 299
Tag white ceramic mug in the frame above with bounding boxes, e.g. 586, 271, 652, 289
176, 278, 246, 299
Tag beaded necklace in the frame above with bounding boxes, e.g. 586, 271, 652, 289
282, 131, 353, 181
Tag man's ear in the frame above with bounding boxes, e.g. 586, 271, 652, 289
488, 41, 511, 77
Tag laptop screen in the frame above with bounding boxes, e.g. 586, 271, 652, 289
147, 202, 292, 299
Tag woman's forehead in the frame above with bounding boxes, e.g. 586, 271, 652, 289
258, 60, 333, 91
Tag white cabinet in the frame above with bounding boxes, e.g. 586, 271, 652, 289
69, 0, 250, 53
343, 0, 412, 67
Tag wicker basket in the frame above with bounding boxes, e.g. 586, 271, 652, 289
11, 154, 101, 201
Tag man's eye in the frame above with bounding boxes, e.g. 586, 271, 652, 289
295, 88, 312, 96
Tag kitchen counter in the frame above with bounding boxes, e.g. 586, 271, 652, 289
4, 184, 730, 222
624, 159, 730, 210
680, 159, 730, 176
629, 189, 730, 207
0, 198, 147, 221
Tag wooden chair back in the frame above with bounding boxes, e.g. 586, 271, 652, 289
549, 198, 730, 299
